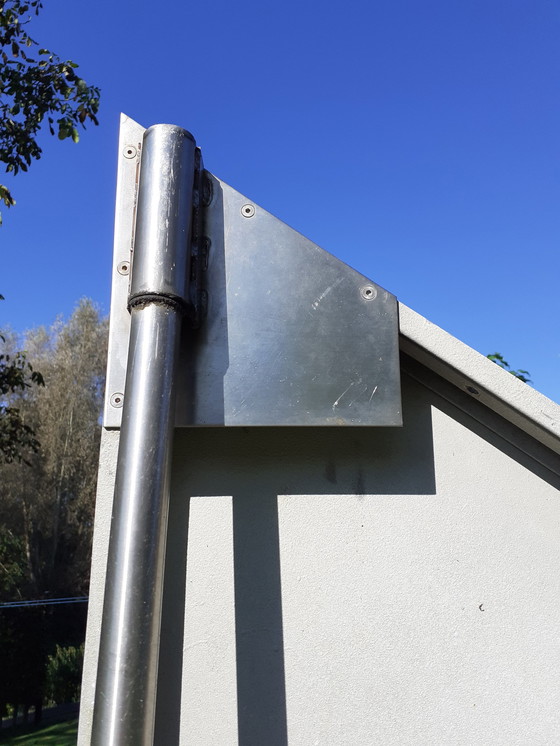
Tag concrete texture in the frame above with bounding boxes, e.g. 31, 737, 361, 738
79, 367, 560, 745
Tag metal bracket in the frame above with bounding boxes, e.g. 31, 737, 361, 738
104, 114, 145, 421
104, 116, 402, 427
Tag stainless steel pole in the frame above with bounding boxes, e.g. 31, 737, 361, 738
92, 125, 196, 746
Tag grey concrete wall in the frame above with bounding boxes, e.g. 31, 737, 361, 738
79, 368, 560, 745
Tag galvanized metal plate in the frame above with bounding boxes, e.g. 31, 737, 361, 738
103, 114, 145, 427
174, 176, 402, 426
104, 118, 402, 427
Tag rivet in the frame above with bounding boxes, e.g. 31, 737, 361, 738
241, 204, 255, 218
360, 285, 377, 301
123, 145, 137, 159
117, 261, 130, 275
110, 393, 124, 408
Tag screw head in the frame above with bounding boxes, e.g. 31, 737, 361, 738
117, 261, 130, 275
241, 204, 255, 218
110, 393, 124, 408
360, 285, 377, 301
123, 145, 137, 159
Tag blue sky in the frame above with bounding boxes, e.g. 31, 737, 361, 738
1, 0, 559, 401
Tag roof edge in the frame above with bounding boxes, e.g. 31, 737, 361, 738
398, 303, 560, 456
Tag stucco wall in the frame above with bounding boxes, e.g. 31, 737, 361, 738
79, 368, 560, 745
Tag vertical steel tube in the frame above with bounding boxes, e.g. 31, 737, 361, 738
92, 125, 196, 746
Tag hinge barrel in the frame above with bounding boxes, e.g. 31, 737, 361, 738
92, 124, 196, 746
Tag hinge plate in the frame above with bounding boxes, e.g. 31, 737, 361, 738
104, 117, 402, 427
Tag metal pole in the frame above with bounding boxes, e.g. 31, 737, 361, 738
92, 125, 196, 746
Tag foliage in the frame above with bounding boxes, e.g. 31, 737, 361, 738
0, 299, 44, 463
486, 352, 531, 384
0, 310, 44, 464
0, 526, 26, 596
0, 299, 108, 594
0, 0, 100, 221
0, 299, 107, 718
45, 643, 83, 704
0, 606, 47, 723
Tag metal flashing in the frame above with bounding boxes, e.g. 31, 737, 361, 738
399, 303, 560, 455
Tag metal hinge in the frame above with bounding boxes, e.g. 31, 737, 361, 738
188, 149, 211, 329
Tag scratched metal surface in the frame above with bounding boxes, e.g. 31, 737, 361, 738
174, 175, 402, 426
103, 130, 402, 428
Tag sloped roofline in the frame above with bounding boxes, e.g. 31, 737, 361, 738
399, 303, 560, 457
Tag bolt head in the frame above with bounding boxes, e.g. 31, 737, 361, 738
360, 285, 377, 301
110, 393, 124, 408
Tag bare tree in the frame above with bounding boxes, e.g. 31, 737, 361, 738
0, 299, 107, 719
1, 299, 108, 597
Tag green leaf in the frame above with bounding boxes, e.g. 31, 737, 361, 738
0, 0, 100, 223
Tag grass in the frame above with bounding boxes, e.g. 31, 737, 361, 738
0, 718, 77, 745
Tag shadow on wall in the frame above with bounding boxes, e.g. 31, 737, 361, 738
403, 353, 560, 492
154, 371, 436, 746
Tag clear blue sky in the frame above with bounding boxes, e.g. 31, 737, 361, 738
1, 0, 559, 402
